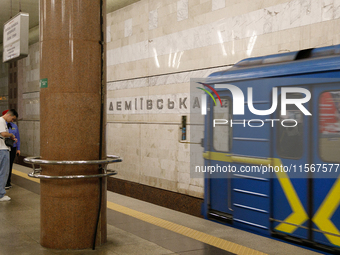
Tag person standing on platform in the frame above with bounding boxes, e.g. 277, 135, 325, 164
2, 110, 20, 190
0, 109, 17, 202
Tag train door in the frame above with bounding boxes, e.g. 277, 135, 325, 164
311, 84, 340, 248
205, 90, 233, 221
205, 81, 273, 233
272, 89, 311, 241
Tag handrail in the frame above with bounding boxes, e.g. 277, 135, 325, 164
24, 155, 122, 165
24, 155, 122, 179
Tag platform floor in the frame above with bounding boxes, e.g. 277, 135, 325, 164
0, 164, 323, 255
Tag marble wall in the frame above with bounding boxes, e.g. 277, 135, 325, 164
18, 43, 40, 157
106, 0, 340, 198
21, 43, 40, 121
0, 58, 8, 114
107, 0, 340, 81
107, 67, 224, 197
0, 43, 40, 157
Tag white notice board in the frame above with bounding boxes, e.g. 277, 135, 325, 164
3, 12, 29, 63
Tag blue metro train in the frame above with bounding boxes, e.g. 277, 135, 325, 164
201, 44, 340, 253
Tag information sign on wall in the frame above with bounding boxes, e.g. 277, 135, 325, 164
3, 13, 29, 63
40, 78, 48, 88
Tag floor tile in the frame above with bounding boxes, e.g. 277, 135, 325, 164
177, 245, 236, 255
154, 235, 206, 253
107, 209, 132, 225
113, 220, 163, 235
107, 226, 151, 246
133, 228, 181, 242
105, 239, 174, 255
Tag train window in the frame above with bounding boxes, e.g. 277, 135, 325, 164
319, 91, 340, 163
277, 93, 304, 159
213, 96, 231, 152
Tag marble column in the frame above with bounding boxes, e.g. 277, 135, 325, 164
39, 0, 107, 249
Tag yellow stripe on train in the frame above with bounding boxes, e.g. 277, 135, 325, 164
203, 152, 340, 246
313, 178, 340, 246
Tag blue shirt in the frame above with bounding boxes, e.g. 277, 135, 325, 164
7, 122, 20, 150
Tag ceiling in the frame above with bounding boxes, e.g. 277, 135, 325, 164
0, 0, 139, 46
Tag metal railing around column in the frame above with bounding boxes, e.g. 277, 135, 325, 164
24, 154, 122, 250
24, 155, 122, 179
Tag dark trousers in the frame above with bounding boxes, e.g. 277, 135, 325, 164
6, 147, 16, 186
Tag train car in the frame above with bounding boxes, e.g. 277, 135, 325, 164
201, 44, 340, 253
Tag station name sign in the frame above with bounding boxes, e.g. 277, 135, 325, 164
3, 12, 29, 63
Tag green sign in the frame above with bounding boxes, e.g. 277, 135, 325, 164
40, 78, 48, 88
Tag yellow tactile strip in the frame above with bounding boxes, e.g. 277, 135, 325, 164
13, 169, 40, 183
13, 168, 267, 255
107, 201, 267, 255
